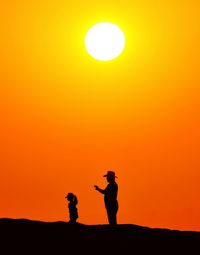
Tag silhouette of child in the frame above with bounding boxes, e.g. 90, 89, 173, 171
65, 193, 78, 223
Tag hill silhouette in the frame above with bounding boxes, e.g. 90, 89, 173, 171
0, 218, 200, 254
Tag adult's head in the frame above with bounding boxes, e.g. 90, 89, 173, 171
103, 170, 117, 183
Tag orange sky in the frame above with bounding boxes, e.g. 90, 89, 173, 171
0, 0, 200, 231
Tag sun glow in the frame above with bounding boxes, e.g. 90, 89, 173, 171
85, 22, 126, 61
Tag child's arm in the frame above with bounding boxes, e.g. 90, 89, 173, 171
73, 195, 78, 205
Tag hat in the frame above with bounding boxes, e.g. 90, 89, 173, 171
65, 193, 73, 199
103, 170, 118, 178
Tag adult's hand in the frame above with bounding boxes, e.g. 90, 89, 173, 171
94, 185, 99, 190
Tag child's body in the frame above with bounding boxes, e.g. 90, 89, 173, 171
65, 193, 78, 223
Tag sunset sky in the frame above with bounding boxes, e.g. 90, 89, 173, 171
1, 1, 200, 231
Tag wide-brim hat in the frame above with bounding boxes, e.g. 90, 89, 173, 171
103, 170, 118, 178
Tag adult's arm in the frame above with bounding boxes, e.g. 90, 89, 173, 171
94, 185, 105, 194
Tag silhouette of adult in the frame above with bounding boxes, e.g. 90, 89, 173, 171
94, 170, 118, 225
65, 193, 78, 223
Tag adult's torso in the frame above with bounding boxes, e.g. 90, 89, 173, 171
104, 182, 118, 209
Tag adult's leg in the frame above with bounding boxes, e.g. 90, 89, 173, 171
107, 209, 117, 225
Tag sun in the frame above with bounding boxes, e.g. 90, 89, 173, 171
85, 22, 126, 61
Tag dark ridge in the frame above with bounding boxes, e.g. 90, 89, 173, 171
0, 218, 200, 254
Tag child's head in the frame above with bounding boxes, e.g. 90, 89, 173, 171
66, 192, 74, 202
65, 193, 78, 205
